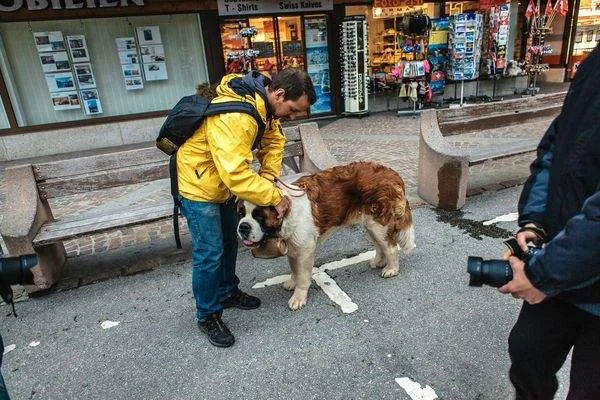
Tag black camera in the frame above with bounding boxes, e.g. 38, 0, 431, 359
0, 254, 37, 313
467, 238, 542, 288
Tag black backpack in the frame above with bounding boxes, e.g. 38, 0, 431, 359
157, 94, 266, 248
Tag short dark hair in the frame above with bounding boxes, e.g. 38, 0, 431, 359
269, 69, 317, 105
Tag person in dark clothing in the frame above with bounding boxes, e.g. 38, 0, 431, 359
498, 42, 600, 399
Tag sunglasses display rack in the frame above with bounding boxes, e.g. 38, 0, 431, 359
340, 16, 369, 116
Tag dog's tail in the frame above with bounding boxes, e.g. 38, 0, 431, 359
394, 198, 415, 253
397, 223, 416, 254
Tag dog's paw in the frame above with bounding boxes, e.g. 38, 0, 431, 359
369, 256, 386, 269
288, 294, 307, 310
381, 266, 399, 278
282, 278, 296, 291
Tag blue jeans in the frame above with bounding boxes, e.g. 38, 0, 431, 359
179, 197, 240, 322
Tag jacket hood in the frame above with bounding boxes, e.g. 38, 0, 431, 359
215, 72, 273, 121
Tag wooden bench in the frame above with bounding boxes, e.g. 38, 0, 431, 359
0, 122, 337, 291
417, 92, 566, 210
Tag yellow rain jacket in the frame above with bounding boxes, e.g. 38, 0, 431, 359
176, 73, 285, 206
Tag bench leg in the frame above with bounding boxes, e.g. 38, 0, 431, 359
3, 236, 66, 292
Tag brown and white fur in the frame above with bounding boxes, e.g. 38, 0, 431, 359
237, 162, 415, 310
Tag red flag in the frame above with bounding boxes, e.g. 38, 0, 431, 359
525, 0, 538, 19
557, 0, 568, 16
545, 0, 553, 16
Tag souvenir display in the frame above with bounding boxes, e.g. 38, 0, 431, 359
484, 4, 511, 75
447, 12, 484, 81
427, 18, 450, 93
340, 16, 369, 115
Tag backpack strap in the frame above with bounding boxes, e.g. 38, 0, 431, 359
204, 101, 267, 149
169, 154, 182, 249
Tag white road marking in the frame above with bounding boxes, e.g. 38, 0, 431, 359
483, 212, 519, 226
318, 250, 376, 272
395, 377, 438, 400
3, 344, 16, 355
252, 274, 291, 289
312, 270, 358, 314
100, 320, 120, 330
252, 250, 375, 313
28, 341, 40, 347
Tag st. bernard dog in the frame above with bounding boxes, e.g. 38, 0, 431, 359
237, 162, 415, 310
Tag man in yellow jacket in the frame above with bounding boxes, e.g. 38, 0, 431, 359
177, 69, 316, 347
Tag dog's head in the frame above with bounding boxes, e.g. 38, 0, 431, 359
236, 200, 284, 248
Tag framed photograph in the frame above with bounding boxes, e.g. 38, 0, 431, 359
124, 77, 144, 90
143, 62, 168, 81
80, 88, 98, 101
34, 31, 65, 52
45, 72, 76, 92
121, 64, 142, 77
74, 63, 93, 76
67, 35, 87, 50
50, 90, 81, 110
77, 73, 96, 89
119, 50, 139, 65
136, 26, 162, 45
39, 51, 70, 73
80, 89, 102, 115
70, 47, 89, 63
115, 37, 137, 51
140, 45, 166, 63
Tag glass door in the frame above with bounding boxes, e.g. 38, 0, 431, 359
276, 16, 305, 70
249, 17, 279, 76
304, 15, 332, 114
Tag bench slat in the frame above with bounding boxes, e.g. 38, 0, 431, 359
468, 140, 539, 165
34, 147, 168, 181
39, 162, 170, 199
33, 202, 173, 246
37, 142, 304, 199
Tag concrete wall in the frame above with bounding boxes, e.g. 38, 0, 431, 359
0, 116, 164, 161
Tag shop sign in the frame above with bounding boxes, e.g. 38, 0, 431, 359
0, 0, 145, 12
373, 0, 423, 7
217, 0, 333, 16
373, 4, 426, 18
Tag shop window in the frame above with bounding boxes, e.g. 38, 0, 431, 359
0, 96, 9, 129
0, 14, 209, 127
569, 0, 600, 78
543, 14, 566, 66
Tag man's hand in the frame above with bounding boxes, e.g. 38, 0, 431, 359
498, 256, 547, 304
516, 223, 541, 252
274, 195, 291, 219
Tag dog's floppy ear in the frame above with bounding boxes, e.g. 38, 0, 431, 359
276, 195, 292, 221
234, 196, 245, 216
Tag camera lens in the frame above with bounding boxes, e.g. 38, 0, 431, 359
0, 255, 37, 285
467, 256, 513, 288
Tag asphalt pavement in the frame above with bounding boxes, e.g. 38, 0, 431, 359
0, 186, 571, 399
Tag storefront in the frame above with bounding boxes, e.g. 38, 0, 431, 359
344, 0, 522, 111
215, 0, 337, 115
568, 0, 600, 78
0, 1, 219, 138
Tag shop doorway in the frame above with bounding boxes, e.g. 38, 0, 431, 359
220, 16, 305, 76
219, 14, 332, 115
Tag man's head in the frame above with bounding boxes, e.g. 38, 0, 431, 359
266, 69, 317, 121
